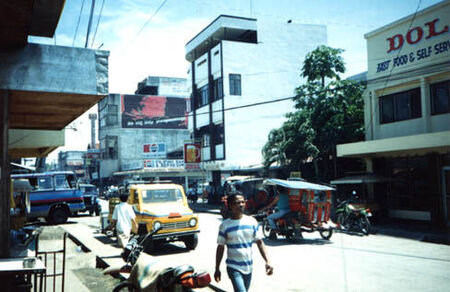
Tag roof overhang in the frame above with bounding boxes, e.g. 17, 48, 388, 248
8, 129, 64, 158
330, 174, 391, 185
337, 131, 450, 158
185, 15, 257, 62
1, 1, 109, 159
0, 0, 66, 49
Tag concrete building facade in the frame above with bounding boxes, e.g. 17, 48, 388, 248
337, 1, 450, 225
98, 77, 205, 188
185, 15, 327, 185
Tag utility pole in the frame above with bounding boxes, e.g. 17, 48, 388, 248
85, 0, 96, 48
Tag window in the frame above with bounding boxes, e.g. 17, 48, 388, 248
202, 134, 210, 147
379, 88, 421, 124
142, 189, 182, 203
214, 123, 224, 145
213, 77, 223, 101
229, 74, 241, 95
99, 100, 118, 128
197, 85, 209, 107
38, 177, 53, 191
102, 136, 118, 159
54, 175, 70, 190
431, 81, 450, 115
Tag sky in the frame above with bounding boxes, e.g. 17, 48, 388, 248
32, 0, 444, 161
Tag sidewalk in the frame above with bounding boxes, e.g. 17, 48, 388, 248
190, 202, 450, 245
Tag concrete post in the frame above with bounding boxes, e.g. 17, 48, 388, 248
0, 90, 10, 258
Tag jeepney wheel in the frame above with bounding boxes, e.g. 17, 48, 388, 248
184, 234, 198, 250
319, 228, 333, 240
49, 207, 69, 225
261, 219, 272, 238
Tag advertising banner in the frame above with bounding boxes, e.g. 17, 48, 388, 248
184, 143, 201, 163
143, 143, 166, 158
144, 159, 185, 169
121, 95, 188, 129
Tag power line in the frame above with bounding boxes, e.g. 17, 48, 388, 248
72, 0, 86, 46
91, 0, 106, 48
366, 0, 423, 135
119, 0, 169, 53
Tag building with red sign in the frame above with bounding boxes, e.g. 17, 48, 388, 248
337, 1, 450, 225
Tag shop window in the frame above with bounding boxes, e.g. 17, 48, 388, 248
379, 88, 421, 124
430, 80, 450, 115
229, 74, 241, 96
213, 77, 223, 101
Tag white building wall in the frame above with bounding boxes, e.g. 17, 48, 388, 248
219, 21, 327, 169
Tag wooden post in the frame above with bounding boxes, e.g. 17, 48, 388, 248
0, 90, 10, 258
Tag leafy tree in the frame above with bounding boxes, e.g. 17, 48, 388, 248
262, 45, 365, 182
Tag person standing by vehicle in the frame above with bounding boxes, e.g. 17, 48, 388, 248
111, 194, 138, 248
263, 185, 290, 239
215, 193, 273, 292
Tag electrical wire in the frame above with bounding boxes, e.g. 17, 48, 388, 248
119, 0, 169, 53
366, 0, 423, 134
72, 0, 86, 46
91, 0, 106, 48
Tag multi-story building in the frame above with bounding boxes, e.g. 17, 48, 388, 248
98, 76, 205, 188
337, 1, 450, 225
185, 15, 327, 185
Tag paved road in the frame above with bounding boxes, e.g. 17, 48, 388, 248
70, 212, 450, 292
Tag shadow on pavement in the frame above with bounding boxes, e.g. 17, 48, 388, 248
262, 237, 332, 246
148, 243, 190, 256
94, 234, 116, 245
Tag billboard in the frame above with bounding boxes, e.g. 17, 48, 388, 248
121, 95, 188, 129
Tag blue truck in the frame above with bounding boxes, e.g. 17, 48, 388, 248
11, 171, 85, 224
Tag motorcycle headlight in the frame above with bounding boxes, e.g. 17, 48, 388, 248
189, 218, 197, 227
153, 221, 162, 230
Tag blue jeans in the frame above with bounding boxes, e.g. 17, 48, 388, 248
227, 267, 252, 292
267, 208, 290, 229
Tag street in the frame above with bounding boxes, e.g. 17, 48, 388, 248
64, 211, 450, 292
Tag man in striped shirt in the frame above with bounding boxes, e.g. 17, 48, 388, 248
215, 193, 273, 291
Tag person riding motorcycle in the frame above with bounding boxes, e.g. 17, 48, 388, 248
262, 185, 290, 239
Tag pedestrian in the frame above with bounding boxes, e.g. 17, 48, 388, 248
111, 194, 138, 248
263, 185, 290, 239
215, 193, 273, 292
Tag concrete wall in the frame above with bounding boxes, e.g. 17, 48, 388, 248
193, 20, 327, 170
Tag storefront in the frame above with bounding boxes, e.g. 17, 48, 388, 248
337, 1, 450, 225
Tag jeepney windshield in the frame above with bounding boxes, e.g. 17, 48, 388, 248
142, 189, 183, 203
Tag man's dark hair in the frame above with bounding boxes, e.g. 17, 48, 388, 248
120, 194, 129, 202
227, 192, 243, 210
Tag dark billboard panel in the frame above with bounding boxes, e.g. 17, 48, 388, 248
121, 95, 188, 129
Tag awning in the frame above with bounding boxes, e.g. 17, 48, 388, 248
265, 178, 335, 191
337, 131, 450, 158
330, 174, 391, 185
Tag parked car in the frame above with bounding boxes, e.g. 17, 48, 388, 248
79, 183, 101, 216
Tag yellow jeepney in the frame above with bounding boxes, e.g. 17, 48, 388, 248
128, 183, 199, 251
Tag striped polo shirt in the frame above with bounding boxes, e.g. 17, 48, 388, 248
217, 215, 261, 274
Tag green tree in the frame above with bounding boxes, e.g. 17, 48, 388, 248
262, 45, 365, 182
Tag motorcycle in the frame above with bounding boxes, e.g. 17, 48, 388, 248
335, 198, 372, 235
260, 208, 333, 241
104, 226, 211, 291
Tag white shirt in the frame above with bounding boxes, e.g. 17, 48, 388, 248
217, 215, 262, 274
112, 202, 136, 235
